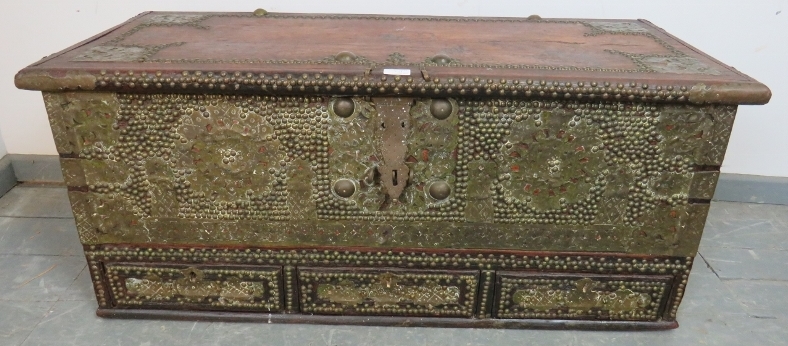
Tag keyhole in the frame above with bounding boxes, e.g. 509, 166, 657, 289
381, 122, 385, 129
401, 121, 406, 128
188, 271, 197, 281
392, 170, 398, 186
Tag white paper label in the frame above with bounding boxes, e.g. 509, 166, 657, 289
383, 68, 411, 76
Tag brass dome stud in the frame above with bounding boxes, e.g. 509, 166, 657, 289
430, 99, 453, 120
332, 98, 355, 118
333, 179, 356, 198
431, 54, 453, 64
428, 180, 451, 200
334, 51, 357, 62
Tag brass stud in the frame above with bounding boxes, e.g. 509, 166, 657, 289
431, 54, 453, 65
333, 179, 356, 198
331, 98, 355, 118
428, 181, 451, 200
430, 99, 453, 120
334, 51, 357, 62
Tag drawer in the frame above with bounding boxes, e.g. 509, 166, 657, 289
298, 267, 479, 318
495, 272, 672, 321
105, 263, 282, 312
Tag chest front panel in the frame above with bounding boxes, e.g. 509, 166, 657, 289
49, 92, 730, 257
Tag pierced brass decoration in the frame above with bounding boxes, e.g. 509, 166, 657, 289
316, 273, 460, 306
512, 278, 651, 311
107, 264, 282, 311
299, 268, 478, 317
496, 273, 671, 321
125, 272, 266, 303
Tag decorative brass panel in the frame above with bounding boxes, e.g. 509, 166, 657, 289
298, 267, 478, 317
689, 171, 720, 200
700, 105, 737, 165
47, 92, 731, 256
60, 158, 86, 186
106, 263, 282, 311
325, 97, 460, 220
495, 272, 672, 321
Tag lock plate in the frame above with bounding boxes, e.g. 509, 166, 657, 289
373, 97, 412, 204
325, 97, 459, 219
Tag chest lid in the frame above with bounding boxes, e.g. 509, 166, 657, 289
15, 11, 770, 105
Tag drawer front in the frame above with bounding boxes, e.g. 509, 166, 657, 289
106, 263, 282, 312
298, 267, 479, 317
495, 272, 672, 321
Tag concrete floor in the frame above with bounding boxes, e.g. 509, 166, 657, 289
0, 185, 787, 345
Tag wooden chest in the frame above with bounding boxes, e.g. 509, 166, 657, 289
15, 11, 770, 330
